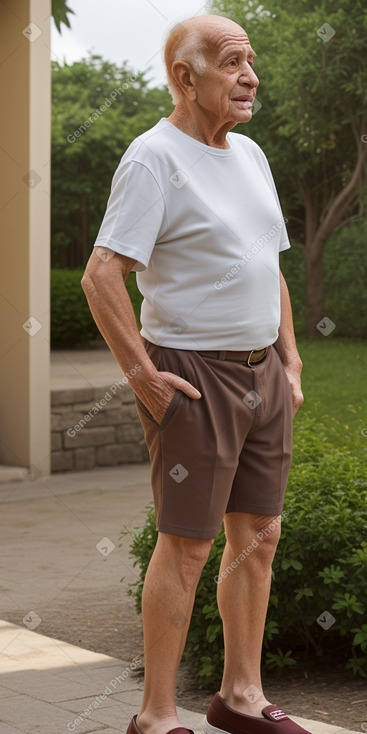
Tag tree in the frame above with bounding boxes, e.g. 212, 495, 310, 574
51, 56, 172, 266
211, 0, 367, 334
52, 0, 74, 32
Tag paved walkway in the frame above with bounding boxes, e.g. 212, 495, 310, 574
50, 348, 124, 389
0, 465, 359, 734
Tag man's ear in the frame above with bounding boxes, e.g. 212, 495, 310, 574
171, 61, 197, 101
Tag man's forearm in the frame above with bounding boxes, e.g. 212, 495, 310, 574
81, 249, 201, 424
81, 269, 157, 399
274, 270, 302, 374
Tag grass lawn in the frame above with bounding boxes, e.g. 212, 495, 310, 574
295, 337, 367, 454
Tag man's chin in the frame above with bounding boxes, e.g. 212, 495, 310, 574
233, 109, 253, 124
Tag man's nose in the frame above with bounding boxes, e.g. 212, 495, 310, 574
239, 64, 259, 89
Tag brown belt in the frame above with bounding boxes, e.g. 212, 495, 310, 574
197, 347, 268, 367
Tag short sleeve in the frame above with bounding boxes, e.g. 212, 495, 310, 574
94, 159, 166, 271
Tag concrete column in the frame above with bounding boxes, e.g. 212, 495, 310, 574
0, 0, 51, 476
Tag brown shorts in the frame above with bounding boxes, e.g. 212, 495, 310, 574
135, 339, 293, 540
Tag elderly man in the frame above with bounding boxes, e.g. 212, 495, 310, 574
82, 13, 309, 734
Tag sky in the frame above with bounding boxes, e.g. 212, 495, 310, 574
51, 0, 212, 87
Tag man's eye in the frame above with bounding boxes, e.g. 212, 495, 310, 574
227, 60, 237, 67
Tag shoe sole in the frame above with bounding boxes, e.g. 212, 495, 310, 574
203, 717, 231, 734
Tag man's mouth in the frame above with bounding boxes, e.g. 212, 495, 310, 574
231, 95, 253, 109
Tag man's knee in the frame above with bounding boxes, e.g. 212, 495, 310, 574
158, 533, 213, 585
225, 513, 282, 561
255, 516, 282, 558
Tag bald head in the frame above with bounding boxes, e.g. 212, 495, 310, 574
164, 14, 249, 104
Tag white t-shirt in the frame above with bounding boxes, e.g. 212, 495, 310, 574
94, 118, 290, 350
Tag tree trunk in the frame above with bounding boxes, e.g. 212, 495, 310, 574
300, 132, 367, 336
304, 246, 324, 336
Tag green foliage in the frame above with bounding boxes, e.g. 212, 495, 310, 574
125, 412, 367, 684
265, 649, 297, 674
51, 269, 99, 347
51, 269, 142, 347
52, 0, 74, 33
51, 55, 172, 267
323, 219, 367, 338
279, 217, 367, 337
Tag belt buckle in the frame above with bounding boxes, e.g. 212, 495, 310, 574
247, 348, 265, 367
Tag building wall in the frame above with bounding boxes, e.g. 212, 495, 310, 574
51, 384, 148, 472
0, 0, 51, 474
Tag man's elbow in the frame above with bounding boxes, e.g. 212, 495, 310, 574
81, 256, 101, 295
81, 271, 93, 295
81, 268, 102, 300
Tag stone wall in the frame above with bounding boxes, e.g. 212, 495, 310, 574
51, 382, 148, 472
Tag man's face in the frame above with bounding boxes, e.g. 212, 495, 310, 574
192, 26, 259, 125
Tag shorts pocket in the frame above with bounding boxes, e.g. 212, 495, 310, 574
159, 389, 183, 430
135, 389, 183, 429
135, 394, 158, 424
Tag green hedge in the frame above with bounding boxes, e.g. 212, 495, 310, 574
51, 268, 142, 348
124, 413, 367, 683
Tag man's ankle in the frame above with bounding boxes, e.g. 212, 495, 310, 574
218, 686, 270, 717
136, 710, 182, 734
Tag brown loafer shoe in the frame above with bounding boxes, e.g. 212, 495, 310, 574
127, 714, 195, 734
203, 692, 313, 734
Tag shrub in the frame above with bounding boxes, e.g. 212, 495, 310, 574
51, 268, 142, 348
124, 413, 367, 685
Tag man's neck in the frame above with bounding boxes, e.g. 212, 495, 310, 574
167, 107, 235, 149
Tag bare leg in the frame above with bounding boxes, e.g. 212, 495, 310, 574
137, 532, 213, 734
217, 512, 281, 718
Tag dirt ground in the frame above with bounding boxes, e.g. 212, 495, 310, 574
5, 588, 366, 732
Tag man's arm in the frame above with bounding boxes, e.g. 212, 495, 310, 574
273, 269, 304, 416
81, 247, 201, 424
